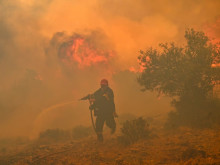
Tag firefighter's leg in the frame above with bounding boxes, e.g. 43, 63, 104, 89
106, 116, 116, 134
95, 116, 105, 142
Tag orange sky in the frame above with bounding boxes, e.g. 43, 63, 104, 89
12, 0, 220, 70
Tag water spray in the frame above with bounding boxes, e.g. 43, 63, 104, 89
30, 98, 78, 139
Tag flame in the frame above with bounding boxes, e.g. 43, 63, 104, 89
204, 17, 220, 46
129, 66, 137, 73
205, 18, 220, 68
129, 65, 145, 73
211, 63, 220, 68
58, 34, 114, 68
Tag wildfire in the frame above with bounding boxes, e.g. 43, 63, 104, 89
205, 17, 220, 46
129, 65, 145, 73
211, 63, 220, 68
58, 34, 114, 68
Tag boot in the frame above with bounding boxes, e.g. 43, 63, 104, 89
97, 133, 103, 142
111, 127, 116, 134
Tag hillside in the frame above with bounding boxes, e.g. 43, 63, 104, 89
0, 124, 220, 165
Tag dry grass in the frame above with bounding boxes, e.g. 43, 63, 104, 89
0, 126, 220, 165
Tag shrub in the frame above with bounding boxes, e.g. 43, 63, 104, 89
117, 117, 150, 145
118, 113, 136, 124
38, 129, 70, 142
165, 97, 220, 129
71, 125, 93, 139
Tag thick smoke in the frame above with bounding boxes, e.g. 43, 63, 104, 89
0, 0, 219, 138
56, 30, 115, 68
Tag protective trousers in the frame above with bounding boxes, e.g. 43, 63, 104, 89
95, 115, 116, 141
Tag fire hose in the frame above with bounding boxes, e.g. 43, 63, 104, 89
79, 94, 97, 134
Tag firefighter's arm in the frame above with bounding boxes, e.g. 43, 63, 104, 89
79, 94, 90, 100
79, 94, 95, 102
109, 90, 118, 118
113, 111, 118, 118
112, 98, 118, 117
89, 104, 95, 110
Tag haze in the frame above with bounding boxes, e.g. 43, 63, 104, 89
0, 0, 219, 138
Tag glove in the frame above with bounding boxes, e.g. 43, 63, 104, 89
89, 104, 95, 110
113, 111, 118, 118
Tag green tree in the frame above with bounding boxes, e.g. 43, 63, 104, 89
138, 29, 220, 127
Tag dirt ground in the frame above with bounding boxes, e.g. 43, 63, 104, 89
0, 125, 220, 165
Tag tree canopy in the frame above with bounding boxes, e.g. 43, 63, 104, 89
138, 29, 220, 127
138, 29, 220, 99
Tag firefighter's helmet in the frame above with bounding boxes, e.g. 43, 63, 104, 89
100, 79, 108, 86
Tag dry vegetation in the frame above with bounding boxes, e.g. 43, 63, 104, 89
0, 117, 220, 165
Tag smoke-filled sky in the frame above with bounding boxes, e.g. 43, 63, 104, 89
0, 0, 219, 138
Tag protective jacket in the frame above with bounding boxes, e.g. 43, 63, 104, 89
93, 86, 115, 117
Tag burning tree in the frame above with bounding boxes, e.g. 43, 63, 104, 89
138, 29, 220, 128
56, 31, 115, 68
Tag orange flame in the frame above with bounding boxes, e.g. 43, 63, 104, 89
204, 17, 220, 46
59, 35, 114, 68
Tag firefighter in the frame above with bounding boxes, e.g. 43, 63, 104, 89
92, 79, 117, 142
